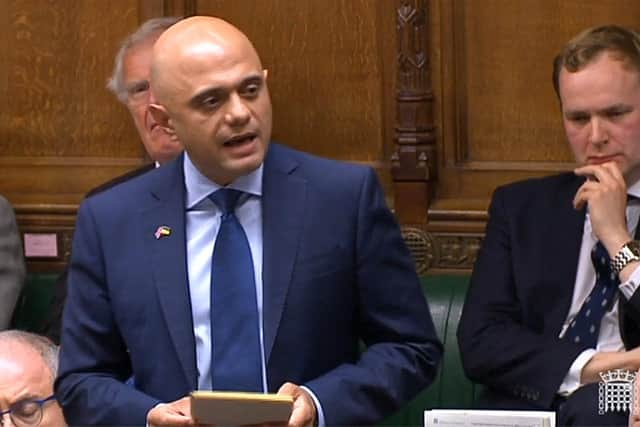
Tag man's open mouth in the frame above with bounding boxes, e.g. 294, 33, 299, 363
224, 133, 257, 146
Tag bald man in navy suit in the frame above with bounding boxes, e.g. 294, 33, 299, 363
56, 16, 442, 427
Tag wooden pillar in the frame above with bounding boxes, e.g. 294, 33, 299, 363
392, 0, 436, 226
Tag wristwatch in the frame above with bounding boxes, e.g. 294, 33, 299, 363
611, 240, 640, 274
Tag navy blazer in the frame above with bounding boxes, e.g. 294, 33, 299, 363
457, 173, 640, 410
55, 143, 442, 426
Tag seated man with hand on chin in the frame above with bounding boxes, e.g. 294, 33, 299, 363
459, 25, 640, 426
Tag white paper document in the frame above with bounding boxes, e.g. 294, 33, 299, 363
424, 409, 556, 427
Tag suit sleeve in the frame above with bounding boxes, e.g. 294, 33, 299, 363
0, 195, 25, 329
457, 186, 583, 408
54, 199, 159, 426
304, 168, 443, 425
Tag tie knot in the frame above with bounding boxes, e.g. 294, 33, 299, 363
208, 189, 244, 215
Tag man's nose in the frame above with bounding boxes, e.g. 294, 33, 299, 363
223, 93, 251, 126
588, 117, 608, 145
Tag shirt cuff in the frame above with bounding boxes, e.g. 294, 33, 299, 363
557, 349, 597, 396
619, 263, 640, 300
301, 385, 325, 427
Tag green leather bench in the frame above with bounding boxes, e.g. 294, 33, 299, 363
11, 273, 59, 333
12, 273, 476, 426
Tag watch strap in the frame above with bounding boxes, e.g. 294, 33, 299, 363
611, 241, 640, 274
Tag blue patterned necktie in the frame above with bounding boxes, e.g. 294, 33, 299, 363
208, 189, 262, 391
564, 241, 619, 350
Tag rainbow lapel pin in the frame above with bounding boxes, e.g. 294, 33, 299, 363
154, 225, 172, 240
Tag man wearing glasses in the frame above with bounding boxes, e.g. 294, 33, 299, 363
0, 330, 66, 427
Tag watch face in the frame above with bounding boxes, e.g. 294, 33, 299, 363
628, 240, 640, 256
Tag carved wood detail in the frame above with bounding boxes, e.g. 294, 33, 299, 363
401, 226, 482, 274
392, 0, 436, 225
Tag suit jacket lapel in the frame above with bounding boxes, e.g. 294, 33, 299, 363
142, 156, 198, 389
546, 175, 586, 334
261, 146, 306, 363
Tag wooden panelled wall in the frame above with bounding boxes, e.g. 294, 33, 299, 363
2, 0, 640, 274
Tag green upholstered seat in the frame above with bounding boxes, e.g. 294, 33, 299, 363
10, 273, 58, 333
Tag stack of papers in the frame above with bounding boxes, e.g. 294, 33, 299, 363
424, 409, 556, 427
191, 391, 293, 426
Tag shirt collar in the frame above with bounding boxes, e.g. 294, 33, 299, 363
183, 151, 263, 210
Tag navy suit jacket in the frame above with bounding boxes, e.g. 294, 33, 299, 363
56, 143, 442, 426
457, 173, 640, 410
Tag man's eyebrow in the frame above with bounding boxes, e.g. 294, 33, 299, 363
564, 104, 632, 117
241, 74, 263, 84
563, 109, 589, 118
598, 104, 633, 114
10, 393, 41, 405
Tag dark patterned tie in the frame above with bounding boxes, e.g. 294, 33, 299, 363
564, 241, 619, 350
209, 189, 262, 391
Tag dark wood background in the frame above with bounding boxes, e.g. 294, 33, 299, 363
3, 0, 639, 273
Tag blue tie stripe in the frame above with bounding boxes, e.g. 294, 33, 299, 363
209, 189, 263, 391
564, 241, 619, 349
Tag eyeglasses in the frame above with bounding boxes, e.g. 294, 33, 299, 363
0, 395, 56, 427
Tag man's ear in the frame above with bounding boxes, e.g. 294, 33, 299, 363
149, 103, 175, 135
263, 69, 269, 81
